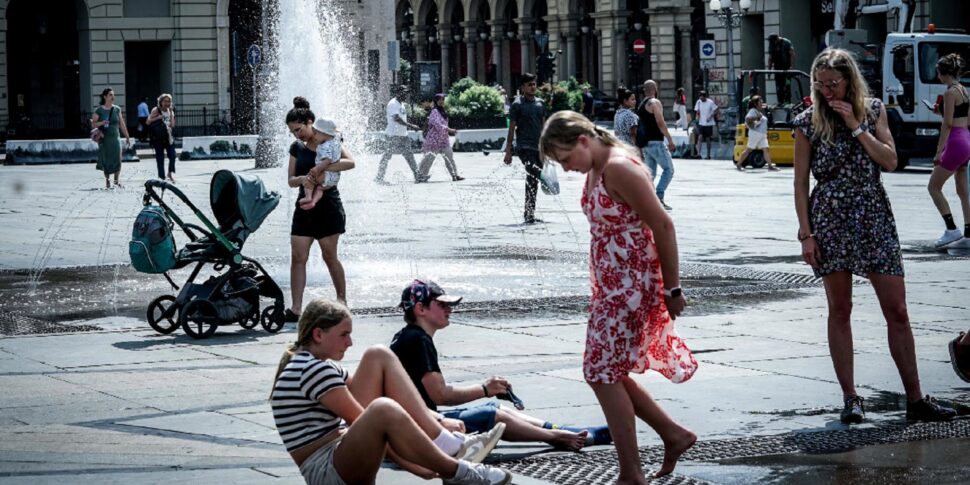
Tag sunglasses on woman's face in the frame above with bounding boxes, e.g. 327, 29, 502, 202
812, 78, 844, 91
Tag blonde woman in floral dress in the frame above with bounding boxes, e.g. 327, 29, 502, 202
541, 111, 698, 483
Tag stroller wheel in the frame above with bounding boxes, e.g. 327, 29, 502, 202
261, 306, 285, 333
180, 299, 219, 339
239, 307, 260, 330
147, 295, 179, 335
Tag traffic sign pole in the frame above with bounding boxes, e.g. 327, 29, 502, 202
247, 45, 262, 135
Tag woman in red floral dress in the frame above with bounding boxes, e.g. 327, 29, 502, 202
540, 110, 699, 483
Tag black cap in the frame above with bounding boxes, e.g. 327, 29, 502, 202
767, 33, 779, 41
749, 86, 759, 94
399, 279, 463, 311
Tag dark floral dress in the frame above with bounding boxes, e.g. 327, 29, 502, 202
791, 98, 903, 278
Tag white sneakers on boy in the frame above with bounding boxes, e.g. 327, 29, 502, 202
444, 460, 513, 485
935, 229, 963, 248
946, 237, 970, 250
454, 422, 506, 463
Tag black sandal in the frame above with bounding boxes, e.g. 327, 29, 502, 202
284, 309, 300, 323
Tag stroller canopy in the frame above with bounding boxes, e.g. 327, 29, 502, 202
210, 170, 280, 233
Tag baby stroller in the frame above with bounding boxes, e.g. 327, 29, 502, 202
130, 170, 285, 339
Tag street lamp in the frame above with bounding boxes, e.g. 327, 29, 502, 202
709, 0, 750, 127
633, 22, 643, 31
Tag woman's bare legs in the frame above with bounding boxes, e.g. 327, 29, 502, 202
621, 377, 695, 477
590, 381, 643, 484
289, 236, 314, 315
823, 272, 857, 398
590, 377, 695, 483
332, 397, 460, 484
927, 165, 955, 217
869, 273, 923, 402
955, 164, 970, 226
318, 234, 346, 304
347, 345, 443, 439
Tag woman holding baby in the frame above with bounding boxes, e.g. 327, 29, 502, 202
285, 96, 355, 321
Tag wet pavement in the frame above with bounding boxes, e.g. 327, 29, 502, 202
1, 154, 968, 484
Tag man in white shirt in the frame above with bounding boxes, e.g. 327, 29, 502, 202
377, 85, 421, 184
693, 91, 718, 159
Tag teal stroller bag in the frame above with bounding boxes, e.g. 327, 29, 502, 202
129, 205, 177, 274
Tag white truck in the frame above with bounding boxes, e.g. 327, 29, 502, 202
827, 0, 970, 169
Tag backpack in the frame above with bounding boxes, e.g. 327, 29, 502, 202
129, 205, 177, 274
149, 119, 169, 147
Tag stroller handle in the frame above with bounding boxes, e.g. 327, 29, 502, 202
143, 179, 241, 262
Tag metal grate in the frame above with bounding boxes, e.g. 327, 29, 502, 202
503, 418, 970, 484
0, 311, 101, 336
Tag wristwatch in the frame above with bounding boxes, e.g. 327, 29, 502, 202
851, 124, 866, 138
663, 287, 682, 298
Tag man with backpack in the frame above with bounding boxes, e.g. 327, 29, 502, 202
636, 80, 676, 211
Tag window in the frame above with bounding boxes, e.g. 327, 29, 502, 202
918, 42, 970, 84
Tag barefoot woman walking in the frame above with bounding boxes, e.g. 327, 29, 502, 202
541, 111, 698, 483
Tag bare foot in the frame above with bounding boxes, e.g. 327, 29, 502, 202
550, 429, 587, 451
654, 429, 696, 478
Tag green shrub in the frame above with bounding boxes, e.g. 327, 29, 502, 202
538, 77, 585, 113
209, 140, 231, 153
447, 77, 479, 100
455, 85, 504, 119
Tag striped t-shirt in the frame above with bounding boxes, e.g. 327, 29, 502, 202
271, 351, 349, 452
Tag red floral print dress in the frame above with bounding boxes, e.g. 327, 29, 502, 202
581, 160, 698, 385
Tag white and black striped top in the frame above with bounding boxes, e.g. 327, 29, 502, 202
271, 351, 349, 452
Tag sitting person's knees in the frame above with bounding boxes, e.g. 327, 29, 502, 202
362, 344, 394, 360
367, 396, 405, 416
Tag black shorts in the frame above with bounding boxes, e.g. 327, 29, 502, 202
698, 125, 714, 138
291, 188, 346, 239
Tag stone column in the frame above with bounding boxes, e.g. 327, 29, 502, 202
490, 22, 506, 88
414, 28, 427, 62
678, 23, 693, 94
565, 34, 577, 80
439, 25, 452, 88
464, 34, 477, 82
517, 18, 534, 76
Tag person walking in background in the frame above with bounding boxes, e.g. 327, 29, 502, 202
540, 111, 698, 481
376, 85, 421, 184
417, 93, 463, 182
146, 93, 177, 182
792, 48, 956, 425
136, 97, 150, 142
613, 87, 639, 147
90, 87, 130, 189
270, 298, 512, 485
693, 91, 718, 159
284, 97, 356, 320
581, 86, 595, 119
768, 33, 796, 104
504, 73, 547, 224
673, 87, 690, 130
927, 53, 970, 250
637, 80, 677, 210
735, 96, 779, 171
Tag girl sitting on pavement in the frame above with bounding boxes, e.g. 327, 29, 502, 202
540, 111, 699, 483
271, 298, 511, 485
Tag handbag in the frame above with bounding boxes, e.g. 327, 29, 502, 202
90, 127, 104, 143
149, 119, 169, 146
539, 162, 560, 195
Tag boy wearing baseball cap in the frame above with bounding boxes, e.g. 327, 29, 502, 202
390, 279, 612, 450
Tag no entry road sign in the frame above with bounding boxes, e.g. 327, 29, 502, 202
632, 39, 646, 54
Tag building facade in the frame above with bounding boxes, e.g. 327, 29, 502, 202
394, 0, 704, 98
0, 0, 395, 139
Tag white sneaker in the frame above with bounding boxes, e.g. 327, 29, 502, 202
453, 422, 506, 464
946, 237, 970, 250
936, 229, 963, 248
443, 460, 513, 485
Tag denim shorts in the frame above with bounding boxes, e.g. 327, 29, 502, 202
441, 400, 500, 434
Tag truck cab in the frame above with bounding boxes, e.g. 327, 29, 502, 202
881, 32, 970, 168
